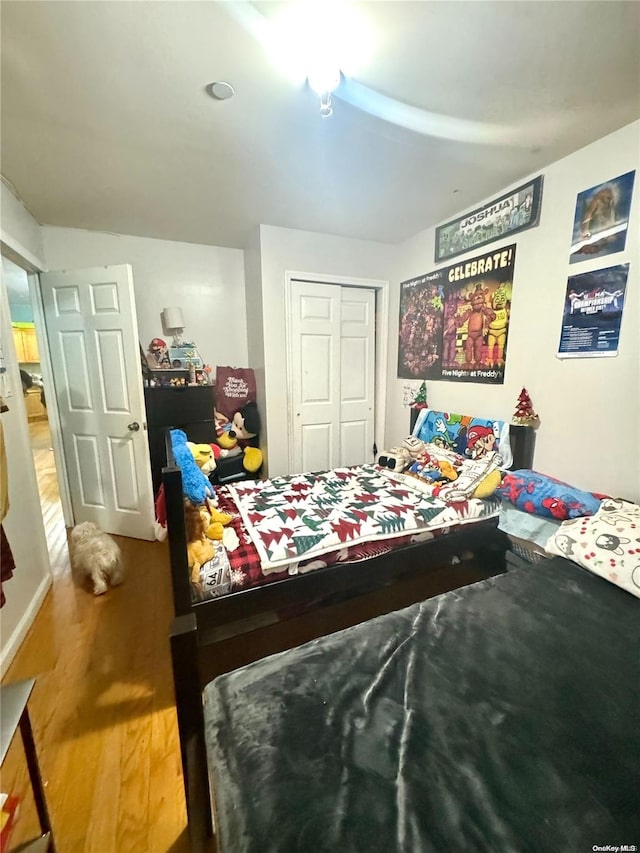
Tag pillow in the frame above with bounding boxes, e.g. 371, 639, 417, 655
497, 470, 601, 520
545, 498, 640, 599
412, 409, 513, 468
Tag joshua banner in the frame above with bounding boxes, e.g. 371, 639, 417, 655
398, 244, 516, 385
435, 176, 542, 262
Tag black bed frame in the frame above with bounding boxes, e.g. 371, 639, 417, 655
166, 422, 535, 850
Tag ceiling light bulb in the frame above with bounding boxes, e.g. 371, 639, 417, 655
308, 65, 341, 96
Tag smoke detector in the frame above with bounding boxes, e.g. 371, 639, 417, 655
208, 81, 235, 100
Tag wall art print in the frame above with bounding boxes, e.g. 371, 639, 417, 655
557, 264, 629, 359
398, 244, 516, 385
569, 170, 635, 264
435, 176, 542, 263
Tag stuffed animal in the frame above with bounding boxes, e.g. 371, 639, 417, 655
170, 429, 214, 504
199, 501, 233, 541
230, 401, 260, 442
187, 442, 217, 475
184, 500, 216, 584
147, 337, 171, 369
214, 402, 263, 475
378, 446, 411, 472
378, 436, 427, 472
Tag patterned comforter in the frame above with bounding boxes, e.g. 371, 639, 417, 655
228, 465, 498, 573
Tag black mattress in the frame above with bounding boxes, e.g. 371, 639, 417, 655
204, 558, 640, 852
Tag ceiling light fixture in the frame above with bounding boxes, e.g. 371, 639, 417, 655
223, 2, 538, 145
264, 1, 372, 119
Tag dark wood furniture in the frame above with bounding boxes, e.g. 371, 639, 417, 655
165, 423, 535, 849
144, 385, 216, 495
0, 679, 55, 853
144, 384, 261, 492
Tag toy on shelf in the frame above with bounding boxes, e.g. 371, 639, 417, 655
512, 387, 540, 427
146, 337, 172, 369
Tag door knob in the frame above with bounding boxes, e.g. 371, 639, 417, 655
127, 421, 140, 432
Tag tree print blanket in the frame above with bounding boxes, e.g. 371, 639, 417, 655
228, 465, 497, 571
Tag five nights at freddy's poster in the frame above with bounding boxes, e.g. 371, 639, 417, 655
397, 244, 516, 385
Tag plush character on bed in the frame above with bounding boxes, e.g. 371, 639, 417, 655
170, 429, 214, 504
379, 436, 427, 472
201, 500, 233, 540
187, 442, 218, 476
184, 500, 216, 584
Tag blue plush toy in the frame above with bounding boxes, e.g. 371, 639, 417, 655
170, 429, 214, 504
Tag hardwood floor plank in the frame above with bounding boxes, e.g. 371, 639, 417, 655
2, 420, 190, 851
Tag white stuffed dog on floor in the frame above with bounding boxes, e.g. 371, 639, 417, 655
70, 521, 124, 595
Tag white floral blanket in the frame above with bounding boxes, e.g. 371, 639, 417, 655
228, 465, 498, 571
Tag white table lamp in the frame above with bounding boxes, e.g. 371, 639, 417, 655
162, 307, 185, 347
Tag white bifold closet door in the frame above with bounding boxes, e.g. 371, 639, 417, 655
290, 280, 375, 473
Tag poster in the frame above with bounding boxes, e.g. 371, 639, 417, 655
569, 171, 635, 264
557, 264, 629, 359
398, 244, 516, 384
435, 176, 542, 262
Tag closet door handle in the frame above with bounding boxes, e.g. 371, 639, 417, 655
127, 421, 140, 432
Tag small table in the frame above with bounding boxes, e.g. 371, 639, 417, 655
0, 679, 55, 853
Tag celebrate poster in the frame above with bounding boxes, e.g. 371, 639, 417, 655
398, 244, 516, 384
557, 264, 629, 359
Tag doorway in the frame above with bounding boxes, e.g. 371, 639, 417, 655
2, 255, 70, 575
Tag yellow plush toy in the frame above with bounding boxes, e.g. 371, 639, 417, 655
187, 441, 217, 475
472, 469, 503, 499
199, 503, 232, 542
185, 501, 216, 584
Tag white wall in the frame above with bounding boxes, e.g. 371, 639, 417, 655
0, 259, 52, 676
386, 120, 640, 501
258, 224, 395, 476
243, 227, 268, 466
0, 180, 46, 270
41, 227, 248, 370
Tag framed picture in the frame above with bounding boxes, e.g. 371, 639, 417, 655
435, 175, 543, 263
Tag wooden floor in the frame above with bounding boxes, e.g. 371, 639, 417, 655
2, 420, 196, 852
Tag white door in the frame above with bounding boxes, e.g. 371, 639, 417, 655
340, 287, 375, 467
39, 265, 154, 540
290, 281, 375, 472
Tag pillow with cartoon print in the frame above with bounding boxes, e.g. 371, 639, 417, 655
497, 470, 601, 520
545, 498, 640, 599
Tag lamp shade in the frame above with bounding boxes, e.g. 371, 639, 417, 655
162, 307, 184, 329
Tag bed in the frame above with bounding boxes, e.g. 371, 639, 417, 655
203, 555, 639, 852
165, 412, 535, 847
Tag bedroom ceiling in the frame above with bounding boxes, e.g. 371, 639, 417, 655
1, 1, 639, 250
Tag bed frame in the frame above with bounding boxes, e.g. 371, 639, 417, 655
166, 421, 535, 849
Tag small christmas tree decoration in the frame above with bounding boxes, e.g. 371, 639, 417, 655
411, 381, 428, 410
512, 387, 539, 426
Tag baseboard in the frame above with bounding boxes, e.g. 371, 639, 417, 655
0, 574, 52, 678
